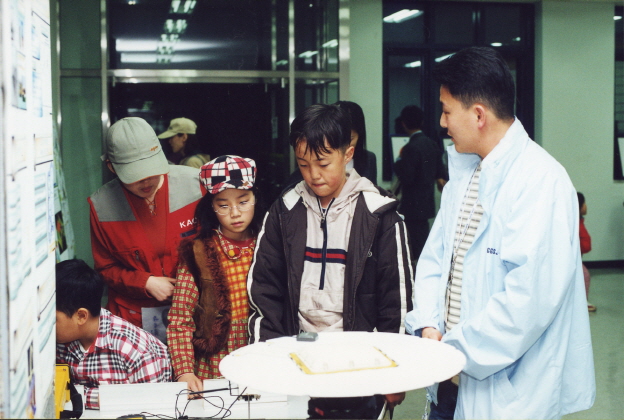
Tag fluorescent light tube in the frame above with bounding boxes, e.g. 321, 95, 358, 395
383, 9, 422, 24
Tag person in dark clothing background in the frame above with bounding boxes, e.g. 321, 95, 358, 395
394, 105, 448, 261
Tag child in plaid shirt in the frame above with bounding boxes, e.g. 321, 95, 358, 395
56, 259, 172, 410
167, 155, 263, 393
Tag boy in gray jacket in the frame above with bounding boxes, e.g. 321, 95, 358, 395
247, 103, 414, 415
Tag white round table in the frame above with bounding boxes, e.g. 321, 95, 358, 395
220, 331, 465, 397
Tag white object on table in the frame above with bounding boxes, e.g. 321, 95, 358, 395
84, 380, 307, 419
219, 331, 466, 397
98, 382, 187, 418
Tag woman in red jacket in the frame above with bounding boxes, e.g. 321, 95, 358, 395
89, 117, 204, 330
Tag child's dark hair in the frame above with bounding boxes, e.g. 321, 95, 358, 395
289, 103, 352, 157
56, 259, 104, 318
334, 100, 369, 176
577, 192, 585, 212
194, 187, 264, 240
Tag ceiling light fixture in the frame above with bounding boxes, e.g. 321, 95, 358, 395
435, 53, 454, 63
615, 16, 622, 21
383, 9, 422, 24
170, 0, 196, 14
490, 42, 503, 47
404, 60, 422, 68
164, 19, 188, 34
322, 39, 338, 48
298, 50, 318, 58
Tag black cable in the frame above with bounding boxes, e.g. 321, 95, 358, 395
139, 411, 175, 419
221, 387, 247, 419
173, 384, 248, 419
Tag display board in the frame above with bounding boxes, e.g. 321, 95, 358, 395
1, 0, 57, 417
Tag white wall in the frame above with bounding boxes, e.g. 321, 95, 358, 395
349, 0, 386, 188
536, 1, 622, 262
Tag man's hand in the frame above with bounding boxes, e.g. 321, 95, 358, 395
178, 373, 204, 398
422, 327, 442, 341
146, 276, 176, 301
384, 392, 406, 410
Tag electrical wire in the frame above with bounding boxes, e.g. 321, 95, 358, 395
173, 384, 248, 419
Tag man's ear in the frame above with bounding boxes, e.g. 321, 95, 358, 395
106, 161, 116, 175
74, 308, 91, 326
474, 104, 487, 129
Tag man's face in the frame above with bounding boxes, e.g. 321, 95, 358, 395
121, 174, 164, 199
439, 85, 479, 154
295, 139, 354, 207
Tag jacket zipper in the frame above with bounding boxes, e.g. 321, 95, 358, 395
318, 198, 335, 290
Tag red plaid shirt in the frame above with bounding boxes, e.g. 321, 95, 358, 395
56, 309, 172, 409
168, 232, 255, 380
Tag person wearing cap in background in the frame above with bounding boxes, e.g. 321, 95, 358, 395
158, 117, 211, 168
167, 155, 265, 394
88, 117, 205, 330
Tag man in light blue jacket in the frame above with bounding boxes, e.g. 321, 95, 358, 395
405, 47, 595, 419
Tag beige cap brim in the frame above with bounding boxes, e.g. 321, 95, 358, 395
157, 130, 178, 139
111, 150, 171, 184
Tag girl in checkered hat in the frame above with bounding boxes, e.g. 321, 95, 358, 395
166, 155, 263, 393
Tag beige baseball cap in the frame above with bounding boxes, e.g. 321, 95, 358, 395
157, 117, 197, 139
102, 117, 170, 184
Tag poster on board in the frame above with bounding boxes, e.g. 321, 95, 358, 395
2, 0, 56, 416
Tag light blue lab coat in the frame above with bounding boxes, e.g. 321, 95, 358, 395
406, 119, 595, 419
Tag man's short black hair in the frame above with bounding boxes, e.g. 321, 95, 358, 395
56, 259, 104, 318
289, 104, 352, 156
400, 105, 425, 131
433, 46, 515, 121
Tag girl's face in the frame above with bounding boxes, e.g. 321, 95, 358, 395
212, 189, 255, 241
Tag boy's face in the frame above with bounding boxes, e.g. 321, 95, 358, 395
295, 138, 354, 207
56, 310, 82, 344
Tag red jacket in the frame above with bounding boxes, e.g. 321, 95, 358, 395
89, 166, 203, 327
579, 217, 591, 255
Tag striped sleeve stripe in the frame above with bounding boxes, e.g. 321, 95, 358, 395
394, 220, 410, 334
246, 211, 271, 344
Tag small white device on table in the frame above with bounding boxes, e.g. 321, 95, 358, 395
219, 331, 466, 397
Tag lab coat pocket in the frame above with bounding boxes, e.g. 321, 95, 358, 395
494, 367, 518, 407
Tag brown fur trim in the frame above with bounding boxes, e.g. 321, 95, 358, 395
179, 235, 232, 359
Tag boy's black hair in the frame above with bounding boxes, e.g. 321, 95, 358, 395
289, 104, 352, 157
194, 186, 264, 241
433, 46, 515, 121
56, 259, 104, 318
333, 100, 369, 176
399, 105, 425, 131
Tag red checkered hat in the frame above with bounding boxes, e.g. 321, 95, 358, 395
200, 155, 256, 194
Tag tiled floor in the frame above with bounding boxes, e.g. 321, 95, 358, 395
393, 268, 624, 420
